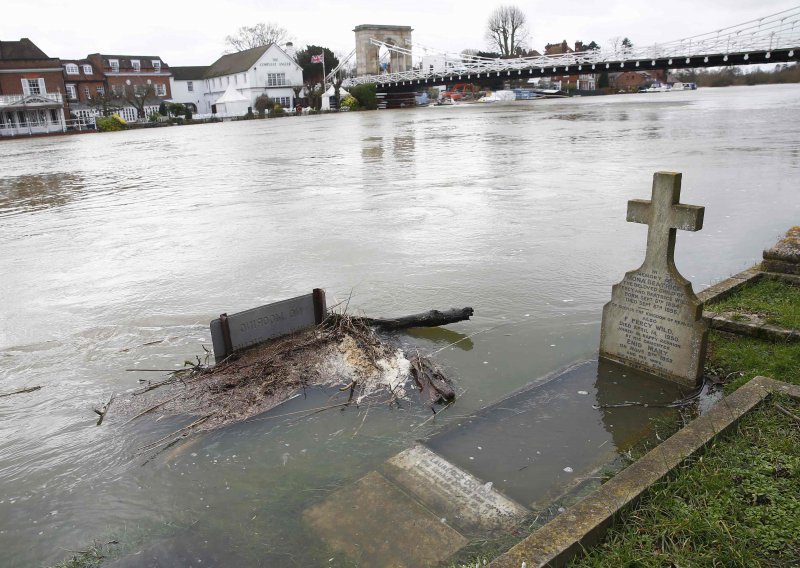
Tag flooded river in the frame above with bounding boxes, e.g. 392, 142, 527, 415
1, 84, 799, 566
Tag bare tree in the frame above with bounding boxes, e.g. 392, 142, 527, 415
485, 5, 529, 57
225, 23, 290, 52
86, 90, 122, 117
122, 84, 158, 120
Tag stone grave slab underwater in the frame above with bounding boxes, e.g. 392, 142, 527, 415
305, 171, 710, 566
305, 359, 689, 567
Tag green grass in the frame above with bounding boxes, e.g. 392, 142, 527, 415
706, 278, 800, 329
707, 331, 800, 392
570, 395, 800, 567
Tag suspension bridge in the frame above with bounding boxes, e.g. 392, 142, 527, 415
327, 6, 800, 96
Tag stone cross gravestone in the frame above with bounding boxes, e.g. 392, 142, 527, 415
599, 172, 708, 386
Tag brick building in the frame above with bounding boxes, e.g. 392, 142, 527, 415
541, 40, 596, 91
61, 58, 107, 125
0, 38, 68, 136
85, 53, 172, 121
611, 70, 666, 92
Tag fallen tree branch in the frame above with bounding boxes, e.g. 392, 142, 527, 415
0, 385, 41, 398
409, 353, 456, 405
343, 307, 474, 331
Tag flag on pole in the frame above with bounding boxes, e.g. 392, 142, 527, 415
310, 54, 323, 63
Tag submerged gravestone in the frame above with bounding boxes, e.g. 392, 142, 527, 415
210, 289, 326, 362
599, 172, 708, 387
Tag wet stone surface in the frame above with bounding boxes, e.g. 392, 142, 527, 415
424, 359, 685, 509
304, 470, 468, 568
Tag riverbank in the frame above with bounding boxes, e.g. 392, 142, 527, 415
450, 264, 800, 567
570, 393, 800, 566
567, 273, 800, 566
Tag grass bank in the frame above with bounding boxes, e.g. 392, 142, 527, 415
706, 277, 800, 330
570, 276, 800, 566
706, 277, 800, 391
570, 395, 800, 567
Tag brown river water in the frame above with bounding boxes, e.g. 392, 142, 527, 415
0, 84, 799, 566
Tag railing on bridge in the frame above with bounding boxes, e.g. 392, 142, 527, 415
342, 5, 800, 87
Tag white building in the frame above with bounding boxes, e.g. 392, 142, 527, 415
168, 65, 207, 114
170, 43, 303, 117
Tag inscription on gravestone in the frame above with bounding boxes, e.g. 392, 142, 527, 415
210, 289, 326, 362
599, 172, 708, 386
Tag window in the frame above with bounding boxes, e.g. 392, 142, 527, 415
187, 81, 194, 92
267, 73, 286, 86
111, 84, 121, 95
156, 83, 166, 96
152, 60, 161, 71
234, 74, 238, 85
25, 78, 42, 95
65, 84, 77, 100
83, 64, 93, 75
275, 96, 291, 107
109, 59, 119, 72
243, 73, 247, 83
96, 86, 104, 95
131, 60, 141, 72
84, 87, 90, 99
226, 77, 230, 86
65, 64, 79, 74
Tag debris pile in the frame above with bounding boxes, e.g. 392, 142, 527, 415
119, 310, 470, 443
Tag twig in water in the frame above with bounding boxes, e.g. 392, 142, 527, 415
0, 385, 41, 398
135, 414, 214, 454
122, 393, 183, 426
245, 402, 351, 423
412, 400, 454, 431
352, 402, 372, 438
94, 394, 114, 426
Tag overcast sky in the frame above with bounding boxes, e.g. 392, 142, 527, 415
2, 0, 797, 66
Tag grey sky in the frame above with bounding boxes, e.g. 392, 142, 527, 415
2, 0, 797, 66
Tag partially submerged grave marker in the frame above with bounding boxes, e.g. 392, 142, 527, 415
599, 172, 708, 386
210, 288, 327, 361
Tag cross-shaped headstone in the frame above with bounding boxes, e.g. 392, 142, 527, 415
626, 172, 704, 268
599, 171, 709, 387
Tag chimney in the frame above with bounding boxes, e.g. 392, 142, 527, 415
284, 42, 296, 60
575, 41, 584, 53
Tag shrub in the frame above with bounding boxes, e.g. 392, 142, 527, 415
184, 108, 192, 120
341, 94, 359, 110
348, 83, 378, 110
269, 103, 286, 117
254, 95, 273, 118
167, 102, 185, 117
96, 114, 128, 132
148, 112, 160, 122
158, 101, 167, 116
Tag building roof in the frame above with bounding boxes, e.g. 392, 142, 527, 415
0, 38, 50, 60
88, 54, 167, 70
544, 41, 574, 55
205, 45, 270, 78
171, 66, 209, 80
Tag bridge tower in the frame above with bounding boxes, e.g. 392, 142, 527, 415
353, 24, 413, 77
